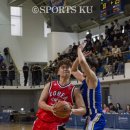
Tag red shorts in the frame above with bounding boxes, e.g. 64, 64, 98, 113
32, 118, 66, 130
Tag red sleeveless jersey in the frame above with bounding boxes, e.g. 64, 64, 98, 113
36, 80, 75, 123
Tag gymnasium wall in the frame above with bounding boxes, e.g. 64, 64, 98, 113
0, 90, 41, 112
103, 82, 130, 110
33, 90, 42, 111
47, 32, 78, 61
0, 81, 130, 111
0, 0, 78, 68
0, 0, 47, 70
0, 90, 34, 111
19, 0, 48, 63
0, 0, 23, 69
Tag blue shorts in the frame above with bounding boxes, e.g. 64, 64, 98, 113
84, 113, 106, 130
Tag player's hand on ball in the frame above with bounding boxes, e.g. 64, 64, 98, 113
50, 105, 57, 116
52, 100, 72, 118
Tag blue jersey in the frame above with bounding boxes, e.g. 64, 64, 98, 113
80, 79, 103, 117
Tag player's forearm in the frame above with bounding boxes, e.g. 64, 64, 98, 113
78, 48, 88, 66
71, 58, 79, 72
78, 48, 92, 75
71, 107, 86, 116
38, 101, 52, 112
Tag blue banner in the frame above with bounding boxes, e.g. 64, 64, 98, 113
0, 112, 10, 122
115, 114, 130, 129
66, 114, 130, 129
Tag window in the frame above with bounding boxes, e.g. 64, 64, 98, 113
10, 7, 22, 36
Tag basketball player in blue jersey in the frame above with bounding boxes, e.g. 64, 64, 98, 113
71, 43, 106, 130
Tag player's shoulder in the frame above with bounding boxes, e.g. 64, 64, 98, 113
68, 82, 77, 90
50, 80, 58, 86
44, 82, 51, 88
44, 80, 57, 88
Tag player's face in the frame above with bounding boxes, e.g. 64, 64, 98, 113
58, 64, 71, 78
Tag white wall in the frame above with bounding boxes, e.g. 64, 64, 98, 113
0, 90, 34, 111
0, 0, 48, 70
19, 0, 47, 63
101, 79, 130, 110
0, 0, 79, 71
108, 82, 130, 110
0, 0, 23, 69
47, 32, 78, 60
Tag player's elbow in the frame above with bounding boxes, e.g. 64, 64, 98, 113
38, 100, 42, 108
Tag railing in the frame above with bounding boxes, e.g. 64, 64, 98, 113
97, 50, 130, 79
1, 48, 20, 87
0, 50, 130, 88
8, 48, 20, 85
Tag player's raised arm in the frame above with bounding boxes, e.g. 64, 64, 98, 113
78, 43, 97, 88
71, 58, 85, 82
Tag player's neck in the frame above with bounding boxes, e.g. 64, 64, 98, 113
59, 77, 70, 86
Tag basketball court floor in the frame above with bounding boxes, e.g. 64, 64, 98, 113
0, 123, 127, 130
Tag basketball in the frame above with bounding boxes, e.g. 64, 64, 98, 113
53, 100, 72, 118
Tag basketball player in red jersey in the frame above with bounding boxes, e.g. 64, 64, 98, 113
33, 58, 86, 130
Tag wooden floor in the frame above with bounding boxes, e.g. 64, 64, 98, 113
0, 123, 80, 130
0, 123, 125, 130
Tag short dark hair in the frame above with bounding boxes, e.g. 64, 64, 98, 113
57, 58, 72, 69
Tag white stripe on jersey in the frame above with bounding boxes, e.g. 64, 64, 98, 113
93, 90, 97, 113
87, 89, 92, 115
87, 113, 101, 130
